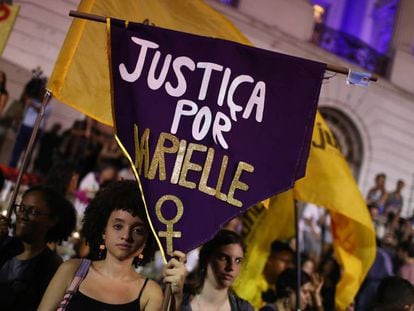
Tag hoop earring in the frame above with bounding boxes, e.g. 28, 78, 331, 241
98, 243, 106, 259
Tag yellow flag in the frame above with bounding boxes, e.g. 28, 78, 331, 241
48, 0, 249, 126
0, 3, 19, 55
233, 192, 295, 309
294, 112, 376, 310
234, 113, 375, 310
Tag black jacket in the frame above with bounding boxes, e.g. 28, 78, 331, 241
0, 236, 62, 310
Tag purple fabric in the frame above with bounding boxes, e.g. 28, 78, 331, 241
109, 21, 326, 255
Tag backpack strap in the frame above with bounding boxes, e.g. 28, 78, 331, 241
57, 259, 91, 310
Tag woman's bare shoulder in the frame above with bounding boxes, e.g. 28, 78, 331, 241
140, 278, 163, 309
37, 259, 87, 310
56, 258, 85, 278
143, 278, 162, 294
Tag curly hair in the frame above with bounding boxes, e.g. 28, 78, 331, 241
186, 229, 246, 295
23, 185, 76, 244
81, 180, 156, 266
44, 159, 78, 196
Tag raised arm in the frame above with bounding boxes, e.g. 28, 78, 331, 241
163, 250, 187, 310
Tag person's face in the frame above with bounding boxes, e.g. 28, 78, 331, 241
100, 167, 118, 184
299, 282, 313, 310
302, 259, 315, 276
369, 207, 379, 220
67, 173, 80, 195
287, 282, 312, 311
265, 250, 294, 282
207, 243, 244, 289
103, 210, 148, 261
15, 191, 56, 243
376, 175, 385, 187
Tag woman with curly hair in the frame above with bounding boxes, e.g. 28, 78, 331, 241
183, 229, 253, 310
39, 179, 186, 310
0, 184, 77, 310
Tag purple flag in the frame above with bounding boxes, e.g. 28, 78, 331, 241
109, 20, 325, 256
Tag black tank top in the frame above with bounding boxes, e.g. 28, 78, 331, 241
65, 278, 149, 311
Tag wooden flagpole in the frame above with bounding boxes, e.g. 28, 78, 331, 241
6, 90, 51, 219
69, 10, 378, 82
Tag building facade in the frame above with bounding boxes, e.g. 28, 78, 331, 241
208, 0, 414, 216
1, 0, 414, 215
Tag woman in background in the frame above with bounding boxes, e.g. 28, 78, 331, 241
0, 185, 76, 310
183, 229, 253, 310
260, 268, 324, 311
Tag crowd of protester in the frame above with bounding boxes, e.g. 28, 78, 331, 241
0, 71, 414, 310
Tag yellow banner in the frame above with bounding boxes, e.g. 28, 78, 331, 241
48, 0, 249, 126
294, 112, 376, 310
0, 4, 19, 55
233, 193, 295, 308
234, 112, 375, 310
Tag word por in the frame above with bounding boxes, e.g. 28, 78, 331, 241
119, 36, 266, 149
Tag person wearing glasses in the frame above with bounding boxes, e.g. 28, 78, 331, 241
0, 184, 76, 310
39, 180, 186, 310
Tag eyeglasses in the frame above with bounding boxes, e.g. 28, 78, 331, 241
14, 203, 51, 217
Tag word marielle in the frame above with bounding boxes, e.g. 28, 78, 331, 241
118, 36, 266, 149
134, 126, 254, 208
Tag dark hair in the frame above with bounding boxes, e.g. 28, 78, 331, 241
263, 268, 313, 303
398, 241, 414, 258
276, 268, 312, 299
23, 76, 47, 101
44, 160, 79, 196
186, 229, 246, 294
368, 202, 379, 210
81, 180, 156, 266
369, 276, 414, 310
397, 179, 405, 187
23, 185, 76, 243
72, 119, 87, 130
375, 173, 386, 181
270, 240, 294, 255
0, 71, 7, 93
300, 253, 314, 268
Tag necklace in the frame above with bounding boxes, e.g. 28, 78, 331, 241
196, 294, 229, 311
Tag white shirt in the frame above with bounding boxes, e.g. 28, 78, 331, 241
22, 98, 51, 129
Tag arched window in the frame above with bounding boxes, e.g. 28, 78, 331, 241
319, 107, 364, 180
